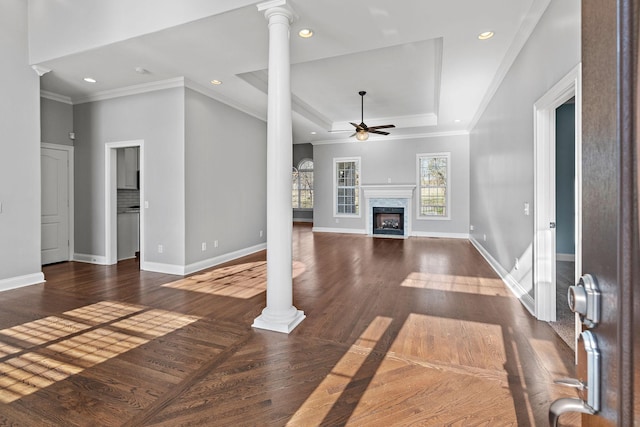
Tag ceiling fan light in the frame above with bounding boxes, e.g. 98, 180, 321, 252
356, 130, 369, 141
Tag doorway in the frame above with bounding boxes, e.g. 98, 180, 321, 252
104, 140, 144, 267
41, 143, 74, 264
533, 65, 582, 343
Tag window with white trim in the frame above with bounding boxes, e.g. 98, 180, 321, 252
334, 157, 360, 216
292, 159, 313, 209
417, 152, 450, 219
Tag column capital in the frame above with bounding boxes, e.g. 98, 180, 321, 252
257, 0, 295, 23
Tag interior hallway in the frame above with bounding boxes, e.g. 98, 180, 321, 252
0, 224, 580, 426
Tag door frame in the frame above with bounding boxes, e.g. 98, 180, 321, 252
533, 64, 582, 322
41, 142, 74, 262
104, 140, 144, 265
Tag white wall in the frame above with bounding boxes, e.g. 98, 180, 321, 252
469, 0, 580, 296
184, 88, 267, 266
0, 0, 44, 288
73, 88, 186, 267
41, 97, 73, 146
28, 0, 258, 64
313, 134, 470, 236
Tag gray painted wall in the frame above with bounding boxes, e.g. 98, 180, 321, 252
556, 102, 575, 255
73, 88, 186, 266
41, 97, 73, 146
0, 0, 42, 283
313, 134, 469, 235
184, 88, 267, 265
293, 143, 313, 222
469, 0, 580, 294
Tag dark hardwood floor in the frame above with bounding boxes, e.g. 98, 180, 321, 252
0, 224, 580, 426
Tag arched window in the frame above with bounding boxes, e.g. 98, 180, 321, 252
292, 159, 313, 209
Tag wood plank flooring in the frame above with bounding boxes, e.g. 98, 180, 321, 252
0, 224, 580, 426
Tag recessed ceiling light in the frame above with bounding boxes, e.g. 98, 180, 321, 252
454, 119, 461, 123
478, 31, 494, 40
298, 28, 314, 38
310, 131, 317, 135
210, 79, 222, 85
83, 77, 97, 83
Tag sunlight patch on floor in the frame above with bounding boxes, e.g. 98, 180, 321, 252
0, 301, 200, 403
400, 271, 510, 296
163, 261, 306, 299
286, 316, 393, 426
388, 313, 507, 371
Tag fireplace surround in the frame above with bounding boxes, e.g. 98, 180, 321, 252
361, 184, 416, 238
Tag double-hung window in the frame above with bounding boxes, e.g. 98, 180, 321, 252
334, 157, 360, 216
292, 159, 313, 209
417, 152, 450, 219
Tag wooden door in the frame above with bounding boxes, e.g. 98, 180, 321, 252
580, 0, 639, 424
41, 147, 69, 265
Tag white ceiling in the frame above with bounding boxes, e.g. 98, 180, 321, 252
36, 0, 549, 144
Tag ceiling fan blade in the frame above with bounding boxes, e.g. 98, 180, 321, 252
368, 124, 395, 130
369, 129, 391, 136
349, 132, 357, 138
350, 122, 365, 131
328, 129, 353, 133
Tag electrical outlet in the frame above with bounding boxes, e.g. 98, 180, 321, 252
158, 244, 163, 253
214, 240, 219, 248
335, 218, 340, 224
483, 234, 487, 242
469, 224, 474, 231
524, 202, 530, 216
515, 258, 520, 270
260, 230, 263, 237
201, 242, 206, 251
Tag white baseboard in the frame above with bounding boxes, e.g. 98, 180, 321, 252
311, 227, 367, 235
556, 253, 575, 262
141, 261, 185, 276
293, 218, 313, 223
0, 272, 45, 292
183, 243, 266, 275
411, 231, 470, 239
73, 253, 109, 265
141, 243, 268, 276
469, 237, 535, 316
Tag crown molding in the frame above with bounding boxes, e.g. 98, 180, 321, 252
183, 79, 266, 122
40, 90, 72, 105
311, 130, 468, 146
468, 0, 552, 131
331, 113, 437, 132
72, 77, 186, 105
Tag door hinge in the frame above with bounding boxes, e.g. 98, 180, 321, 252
549, 221, 556, 229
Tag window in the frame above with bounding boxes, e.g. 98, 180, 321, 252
334, 157, 361, 216
292, 159, 314, 209
417, 153, 450, 219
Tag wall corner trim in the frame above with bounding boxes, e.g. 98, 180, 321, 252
183, 243, 267, 276
311, 227, 367, 235
469, 237, 535, 315
73, 253, 109, 265
0, 272, 46, 293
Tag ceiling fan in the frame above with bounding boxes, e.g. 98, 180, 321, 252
349, 91, 395, 141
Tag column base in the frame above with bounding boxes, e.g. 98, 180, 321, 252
252, 309, 305, 334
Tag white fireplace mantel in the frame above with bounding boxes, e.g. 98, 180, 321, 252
361, 184, 416, 199
362, 184, 416, 238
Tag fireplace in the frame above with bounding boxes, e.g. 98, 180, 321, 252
372, 207, 404, 236
362, 184, 415, 238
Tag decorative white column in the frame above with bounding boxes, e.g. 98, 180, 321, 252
253, 0, 305, 333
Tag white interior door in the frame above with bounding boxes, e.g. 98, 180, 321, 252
41, 147, 69, 264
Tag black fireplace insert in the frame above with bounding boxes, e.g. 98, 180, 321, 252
372, 207, 404, 236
